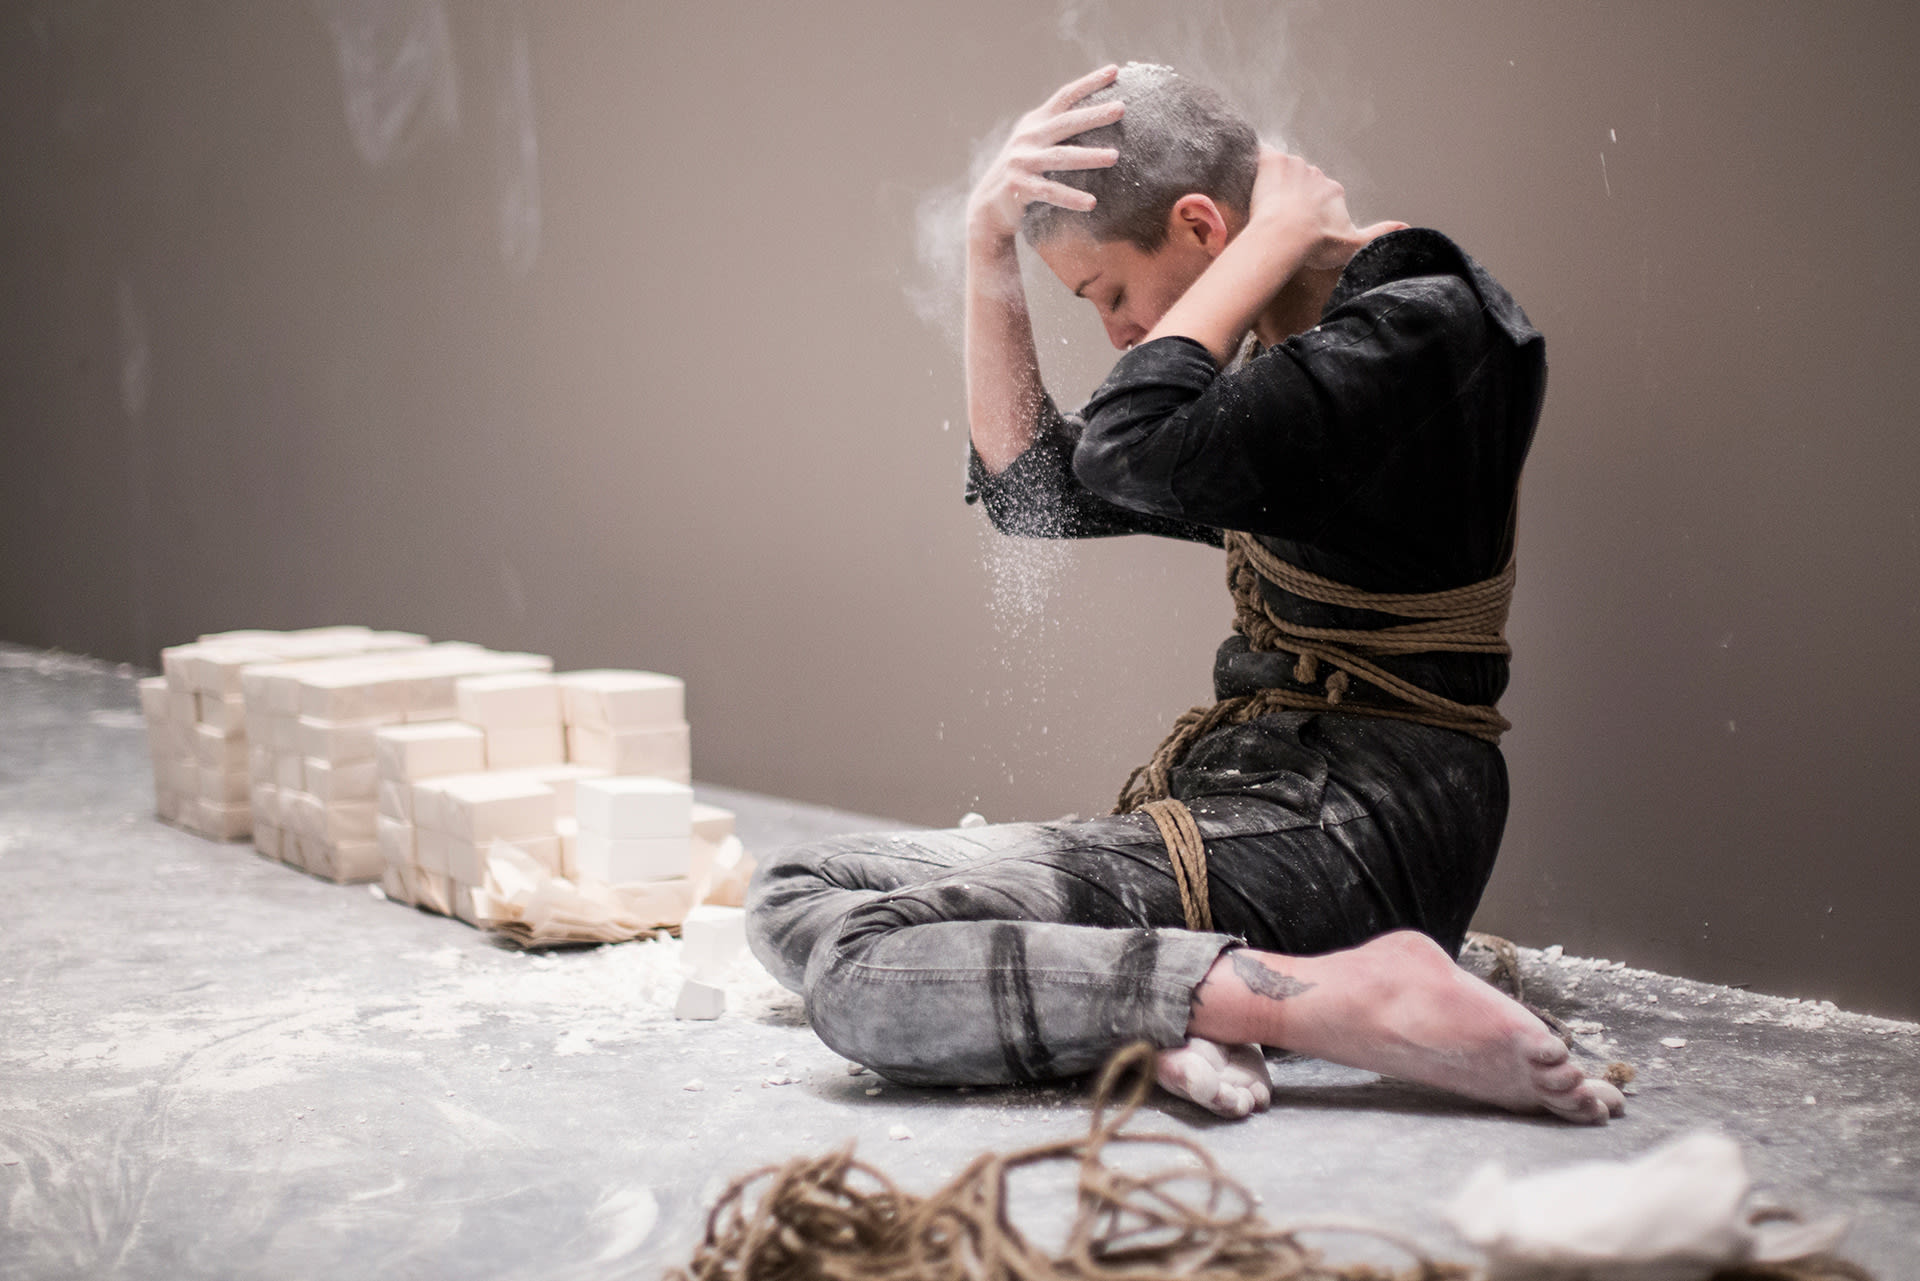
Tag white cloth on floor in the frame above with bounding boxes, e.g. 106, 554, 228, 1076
1446, 1130, 1849, 1280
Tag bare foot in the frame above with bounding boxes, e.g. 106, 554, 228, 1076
1189, 931, 1627, 1125
1155, 1037, 1272, 1119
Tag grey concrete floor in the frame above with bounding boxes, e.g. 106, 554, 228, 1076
2, 643, 1916, 1279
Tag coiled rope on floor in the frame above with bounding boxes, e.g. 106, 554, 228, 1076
668, 1042, 1470, 1281
667, 1042, 1874, 1281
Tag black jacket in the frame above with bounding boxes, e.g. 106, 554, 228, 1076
967, 227, 1546, 716
963, 229, 1548, 950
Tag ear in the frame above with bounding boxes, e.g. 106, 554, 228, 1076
1167, 195, 1231, 257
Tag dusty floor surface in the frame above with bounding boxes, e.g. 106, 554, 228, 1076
2, 643, 1916, 1279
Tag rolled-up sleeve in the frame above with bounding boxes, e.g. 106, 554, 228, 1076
964, 394, 1221, 545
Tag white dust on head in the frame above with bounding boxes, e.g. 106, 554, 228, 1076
907, 0, 1320, 352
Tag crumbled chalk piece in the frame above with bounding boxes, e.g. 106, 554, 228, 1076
957, 812, 987, 829
846, 1061, 870, 1076
683, 1079, 706, 1092
764, 1074, 797, 1087
888, 1124, 913, 1140
865, 1087, 882, 1097
1660, 1037, 1688, 1049
674, 979, 726, 1021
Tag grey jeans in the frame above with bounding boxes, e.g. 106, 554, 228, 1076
746, 788, 1480, 1086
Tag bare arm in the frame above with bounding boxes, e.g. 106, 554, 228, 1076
964, 66, 1124, 475
1142, 148, 1395, 366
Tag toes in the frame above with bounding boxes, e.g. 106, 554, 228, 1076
1213, 1083, 1255, 1118
1155, 1044, 1220, 1107
1588, 1078, 1627, 1117
1541, 1082, 1611, 1125
1525, 1034, 1570, 1067
1218, 1046, 1272, 1113
1534, 1061, 1584, 1094
1189, 1038, 1231, 1071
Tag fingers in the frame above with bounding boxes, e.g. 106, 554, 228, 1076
1044, 63, 1119, 113
1038, 97, 1125, 144
1015, 176, 1096, 212
1028, 143, 1118, 173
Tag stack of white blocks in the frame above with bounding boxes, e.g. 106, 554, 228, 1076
247, 644, 552, 883
139, 629, 736, 933
560, 670, 691, 781
368, 667, 723, 927
576, 776, 694, 884
140, 626, 428, 841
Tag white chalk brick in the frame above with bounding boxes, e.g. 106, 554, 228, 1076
374, 721, 487, 782
574, 831, 690, 884
681, 904, 748, 981
376, 814, 415, 868
376, 777, 413, 822
298, 715, 391, 764
447, 832, 561, 883
456, 672, 562, 730
305, 756, 377, 804
566, 722, 690, 779
192, 722, 248, 769
576, 776, 692, 840
420, 773, 556, 843
557, 670, 684, 731
486, 723, 566, 770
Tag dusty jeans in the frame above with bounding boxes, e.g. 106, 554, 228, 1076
746, 715, 1506, 1087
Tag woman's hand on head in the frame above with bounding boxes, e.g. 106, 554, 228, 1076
1246, 145, 1406, 268
966, 65, 1125, 245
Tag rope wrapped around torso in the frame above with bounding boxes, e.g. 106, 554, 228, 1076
1116, 531, 1516, 932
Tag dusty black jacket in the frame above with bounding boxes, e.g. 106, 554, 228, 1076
967, 227, 1546, 717
964, 229, 1547, 950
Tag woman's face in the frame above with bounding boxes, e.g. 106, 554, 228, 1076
1030, 196, 1236, 350
1032, 226, 1216, 350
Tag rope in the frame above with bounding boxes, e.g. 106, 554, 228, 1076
1116, 532, 1514, 815
668, 1041, 1871, 1281
1140, 798, 1210, 931
668, 1042, 1469, 1281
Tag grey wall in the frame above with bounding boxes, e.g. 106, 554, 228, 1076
2, 1, 1915, 1018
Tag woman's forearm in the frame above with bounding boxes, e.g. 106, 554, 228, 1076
1141, 218, 1320, 367
965, 233, 1048, 475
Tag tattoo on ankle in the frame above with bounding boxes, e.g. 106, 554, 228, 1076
1232, 951, 1316, 1002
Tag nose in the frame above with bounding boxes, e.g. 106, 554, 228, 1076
1102, 316, 1146, 350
